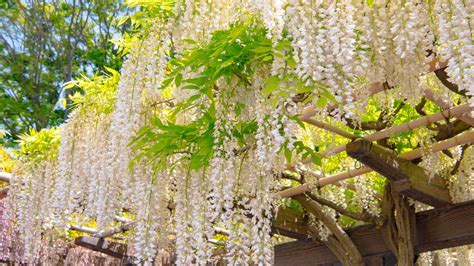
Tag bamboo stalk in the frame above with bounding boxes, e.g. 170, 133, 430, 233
301, 103, 471, 164
93, 222, 135, 238
69, 225, 98, 235
93, 221, 230, 239
277, 130, 474, 198
423, 89, 474, 126
208, 239, 225, 246
215, 227, 230, 235
0, 172, 11, 182
303, 118, 357, 139
114, 215, 132, 223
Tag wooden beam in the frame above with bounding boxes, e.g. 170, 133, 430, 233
346, 138, 452, 207
76, 201, 474, 264
274, 200, 474, 266
74, 236, 128, 259
272, 208, 309, 239
415, 200, 474, 252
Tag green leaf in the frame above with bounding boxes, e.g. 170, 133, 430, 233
275, 40, 291, 50
311, 154, 322, 165
234, 102, 245, 116
296, 85, 314, 94
262, 76, 280, 95
284, 146, 292, 163
316, 96, 328, 108
175, 73, 183, 87
186, 75, 208, 86
286, 57, 296, 68
252, 46, 272, 54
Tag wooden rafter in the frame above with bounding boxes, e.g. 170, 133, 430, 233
272, 208, 310, 239
346, 138, 451, 207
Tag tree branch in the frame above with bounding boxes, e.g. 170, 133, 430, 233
306, 192, 375, 223
293, 194, 364, 266
450, 144, 468, 175
435, 67, 467, 96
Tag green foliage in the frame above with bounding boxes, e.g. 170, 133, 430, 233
132, 113, 215, 171
164, 22, 272, 93
112, 0, 175, 56
17, 128, 61, 164
132, 23, 271, 170
0, 0, 128, 146
132, 21, 329, 172
122, 0, 175, 29
0, 145, 15, 174
65, 67, 120, 115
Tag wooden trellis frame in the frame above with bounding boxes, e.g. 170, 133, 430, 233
278, 130, 474, 198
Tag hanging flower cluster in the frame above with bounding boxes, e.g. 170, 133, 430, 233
3, 1, 473, 265
436, 0, 474, 110
1, 128, 61, 263
129, 22, 297, 264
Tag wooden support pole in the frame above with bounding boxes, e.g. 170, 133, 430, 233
300, 118, 357, 140
274, 200, 474, 266
346, 138, 451, 207
277, 130, 474, 198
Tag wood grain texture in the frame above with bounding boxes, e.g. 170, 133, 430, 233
74, 236, 128, 259
275, 200, 474, 266
346, 138, 451, 207
272, 208, 309, 239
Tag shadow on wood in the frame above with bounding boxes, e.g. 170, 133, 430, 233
274, 200, 474, 265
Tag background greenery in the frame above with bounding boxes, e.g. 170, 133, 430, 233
0, 0, 129, 147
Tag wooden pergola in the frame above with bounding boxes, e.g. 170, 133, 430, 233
1, 58, 473, 265
71, 58, 474, 264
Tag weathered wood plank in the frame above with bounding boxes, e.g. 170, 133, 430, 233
415, 200, 474, 253
274, 224, 388, 266
74, 236, 128, 259
346, 138, 452, 207
274, 200, 474, 266
272, 208, 309, 239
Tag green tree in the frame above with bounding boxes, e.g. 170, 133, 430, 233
0, 0, 127, 146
